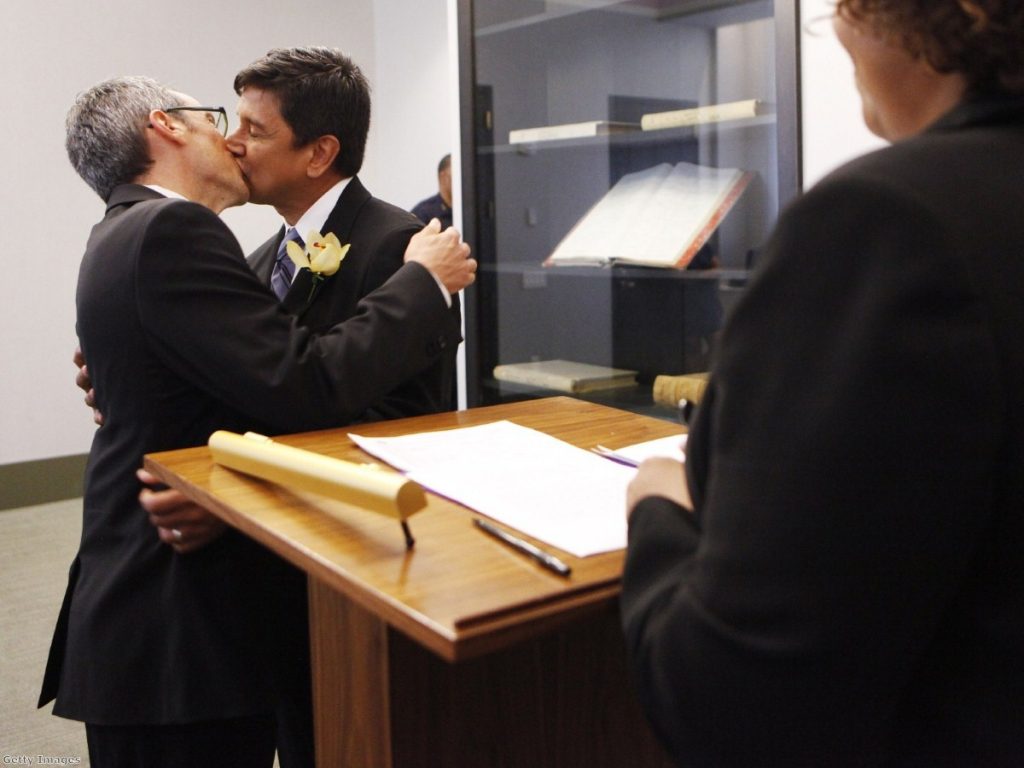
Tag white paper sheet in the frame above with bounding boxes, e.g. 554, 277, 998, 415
348, 420, 637, 557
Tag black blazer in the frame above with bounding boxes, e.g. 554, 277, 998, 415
40, 185, 460, 724
621, 96, 1024, 766
248, 176, 461, 420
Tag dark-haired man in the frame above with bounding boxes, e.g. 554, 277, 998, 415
225, 48, 464, 765
231, 47, 459, 419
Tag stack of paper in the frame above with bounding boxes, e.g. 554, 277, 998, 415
350, 420, 637, 557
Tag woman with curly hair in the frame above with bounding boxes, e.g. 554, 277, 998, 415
621, 1, 1024, 765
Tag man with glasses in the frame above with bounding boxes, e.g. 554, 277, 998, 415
40, 75, 475, 768
72, 49, 468, 766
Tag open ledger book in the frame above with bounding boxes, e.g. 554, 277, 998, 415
544, 161, 752, 269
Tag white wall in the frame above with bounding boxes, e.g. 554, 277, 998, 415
366, 0, 453, 210
799, 0, 885, 188
0, 0, 450, 466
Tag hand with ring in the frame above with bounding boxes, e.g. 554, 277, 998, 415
137, 468, 227, 554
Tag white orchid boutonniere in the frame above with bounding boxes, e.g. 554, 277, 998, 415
287, 230, 351, 295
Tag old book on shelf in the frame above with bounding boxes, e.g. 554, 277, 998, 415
544, 161, 752, 269
493, 359, 638, 394
640, 98, 767, 131
509, 120, 639, 144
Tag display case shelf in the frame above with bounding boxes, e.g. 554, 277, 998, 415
479, 113, 778, 155
480, 262, 751, 283
458, 0, 801, 416
475, 0, 769, 37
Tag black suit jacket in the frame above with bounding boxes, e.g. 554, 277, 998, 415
248, 176, 460, 420
621, 96, 1024, 766
40, 185, 460, 724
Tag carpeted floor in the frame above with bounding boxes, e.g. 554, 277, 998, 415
0, 498, 89, 765
0, 499, 283, 768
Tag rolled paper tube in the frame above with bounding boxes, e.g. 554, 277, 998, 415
208, 430, 427, 520
652, 372, 710, 410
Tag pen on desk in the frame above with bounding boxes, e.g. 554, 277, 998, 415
473, 518, 572, 578
592, 445, 640, 468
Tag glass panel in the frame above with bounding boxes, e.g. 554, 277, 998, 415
467, 0, 788, 417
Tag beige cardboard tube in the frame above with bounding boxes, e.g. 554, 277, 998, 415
208, 430, 426, 520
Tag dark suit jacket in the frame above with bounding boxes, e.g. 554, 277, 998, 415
621, 96, 1024, 766
248, 176, 460, 420
39, 184, 460, 725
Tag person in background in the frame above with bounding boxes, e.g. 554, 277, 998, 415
42, 75, 474, 768
411, 153, 453, 229
621, 1, 1024, 765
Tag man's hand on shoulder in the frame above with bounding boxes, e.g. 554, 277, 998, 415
73, 346, 104, 426
404, 218, 477, 294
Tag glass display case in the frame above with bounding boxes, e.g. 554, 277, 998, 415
457, 0, 801, 417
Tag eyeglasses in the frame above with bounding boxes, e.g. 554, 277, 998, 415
164, 106, 229, 136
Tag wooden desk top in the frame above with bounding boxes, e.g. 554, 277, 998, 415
144, 397, 683, 662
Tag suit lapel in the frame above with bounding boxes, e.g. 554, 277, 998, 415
248, 227, 285, 285
248, 226, 316, 313
320, 176, 371, 245
281, 177, 371, 317
245, 177, 372, 316
282, 269, 317, 314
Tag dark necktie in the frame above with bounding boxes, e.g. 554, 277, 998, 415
271, 228, 304, 301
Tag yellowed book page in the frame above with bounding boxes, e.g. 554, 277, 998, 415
546, 162, 748, 268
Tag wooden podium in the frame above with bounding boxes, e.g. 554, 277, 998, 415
145, 397, 679, 767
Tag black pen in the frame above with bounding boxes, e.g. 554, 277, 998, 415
473, 518, 572, 578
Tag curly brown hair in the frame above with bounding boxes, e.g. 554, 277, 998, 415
836, 0, 1024, 94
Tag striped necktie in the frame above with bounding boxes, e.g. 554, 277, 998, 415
271, 228, 303, 301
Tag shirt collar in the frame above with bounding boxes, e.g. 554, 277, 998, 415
286, 177, 351, 239
144, 184, 187, 201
